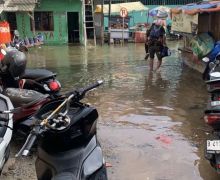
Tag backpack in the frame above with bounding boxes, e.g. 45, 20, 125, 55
149, 25, 162, 39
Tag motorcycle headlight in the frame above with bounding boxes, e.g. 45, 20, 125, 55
202, 57, 210, 63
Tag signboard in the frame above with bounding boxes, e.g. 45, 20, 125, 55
120, 7, 128, 18
171, 13, 198, 34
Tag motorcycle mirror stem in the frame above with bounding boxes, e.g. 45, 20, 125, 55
209, 62, 216, 70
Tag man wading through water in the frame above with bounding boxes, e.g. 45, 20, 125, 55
145, 19, 166, 71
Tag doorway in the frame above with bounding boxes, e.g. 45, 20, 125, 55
67, 12, 79, 43
6, 12, 17, 37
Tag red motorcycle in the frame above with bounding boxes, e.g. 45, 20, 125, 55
0, 47, 61, 134
3, 88, 50, 133
0, 47, 61, 97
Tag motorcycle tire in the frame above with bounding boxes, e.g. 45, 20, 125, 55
88, 165, 108, 180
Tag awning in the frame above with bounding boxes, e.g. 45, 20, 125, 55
0, 0, 37, 13
95, 1, 148, 14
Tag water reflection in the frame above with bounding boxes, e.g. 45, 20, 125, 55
144, 71, 170, 107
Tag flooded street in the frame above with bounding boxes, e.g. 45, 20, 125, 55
2, 41, 220, 180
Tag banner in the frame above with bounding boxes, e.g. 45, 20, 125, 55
171, 13, 198, 34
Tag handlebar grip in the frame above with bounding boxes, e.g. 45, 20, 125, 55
83, 80, 104, 93
15, 130, 38, 157
22, 134, 37, 156
65, 80, 104, 99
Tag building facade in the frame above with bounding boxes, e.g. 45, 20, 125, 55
0, 0, 202, 45
2, 0, 87, 45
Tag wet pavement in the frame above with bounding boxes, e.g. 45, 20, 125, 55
1, 41, 220, 180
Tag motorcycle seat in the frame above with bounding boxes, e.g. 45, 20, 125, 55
3, 88, 49, 108
52, 172, 77, 180
21, 69, 56, 81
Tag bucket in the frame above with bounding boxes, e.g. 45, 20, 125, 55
0, 21, 11, 44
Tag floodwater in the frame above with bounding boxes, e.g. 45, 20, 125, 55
2, 41, 220, 180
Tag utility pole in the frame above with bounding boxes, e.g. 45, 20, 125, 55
101, 0, 104, 45
108, 0, 111, 45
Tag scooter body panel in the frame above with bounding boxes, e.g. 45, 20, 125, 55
36, 136, 104, 180
0, 94, 13, 171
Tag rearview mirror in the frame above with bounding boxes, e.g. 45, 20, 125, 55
202, 57, 209, 63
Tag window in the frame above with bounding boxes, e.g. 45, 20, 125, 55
31, 12, 54, 31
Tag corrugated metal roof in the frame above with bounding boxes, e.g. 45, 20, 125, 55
95, 1, 148, 14
0, 0, 37, 13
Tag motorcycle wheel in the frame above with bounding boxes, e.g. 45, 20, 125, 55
88, 165, 108, 180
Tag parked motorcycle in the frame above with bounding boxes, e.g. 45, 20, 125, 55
16, 80, 107, 180
202, 54, 220, 173
0, 94, 14, 173
166, 25, 182, 40
0, 48, 61, 136
204, 90, 220, 173
202, 53, 220, 100
0, 47, 61, 97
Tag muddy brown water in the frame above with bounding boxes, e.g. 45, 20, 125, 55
1, 42, 219, 180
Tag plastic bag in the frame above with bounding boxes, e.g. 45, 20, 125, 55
161, 46, 171, 58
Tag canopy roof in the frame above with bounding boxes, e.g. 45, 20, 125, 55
95, 1, 148, 14
0, 0, 37, 13
171, 1, 220, 15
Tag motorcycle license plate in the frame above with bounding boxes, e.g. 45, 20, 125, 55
211, 101, 220, 106
207, 140, 220, 153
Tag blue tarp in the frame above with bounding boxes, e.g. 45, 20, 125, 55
178, 3, 220, 10
208, 41, 220, 61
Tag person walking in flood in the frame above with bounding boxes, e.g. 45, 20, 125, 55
146, 19, 166, 71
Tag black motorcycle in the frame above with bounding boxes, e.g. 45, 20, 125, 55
16, 80, 108, 180
203, 55, 220, 173
204, 95, 220, 173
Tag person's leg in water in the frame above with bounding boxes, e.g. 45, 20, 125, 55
145, 42, 149, 60
149, 46, 155, 71
156, 59, 162, 71
155, 46, 163, 71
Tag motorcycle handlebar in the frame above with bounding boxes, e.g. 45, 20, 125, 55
66, 80, 104, 100
16, 80, 104, 157
15, 127, 39, 157
22, 134, 37, 156
81, 80, 104, 94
